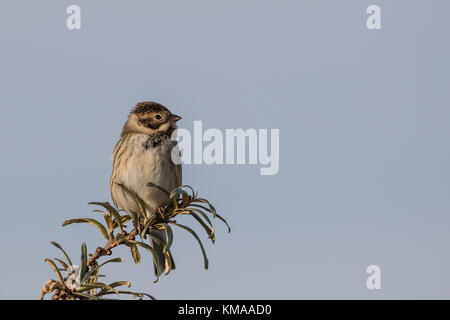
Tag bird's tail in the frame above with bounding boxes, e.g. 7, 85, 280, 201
149, 229, 175, 279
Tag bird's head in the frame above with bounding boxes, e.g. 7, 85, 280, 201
121, 101, 182, 137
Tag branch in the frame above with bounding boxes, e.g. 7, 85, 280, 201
87, 227, 139, 267
42, 184, 230, 300
85, 206, 173, 268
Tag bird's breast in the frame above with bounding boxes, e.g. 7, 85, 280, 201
111, 134, 179, 216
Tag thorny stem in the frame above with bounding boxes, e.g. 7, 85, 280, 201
44, 206, 178, 300
86, 207, 173, 267
86, 227, 138, 267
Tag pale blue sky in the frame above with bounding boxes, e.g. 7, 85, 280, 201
1, 1, 449, 299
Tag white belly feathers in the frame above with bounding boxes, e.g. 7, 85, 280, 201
110, 134, 180, 218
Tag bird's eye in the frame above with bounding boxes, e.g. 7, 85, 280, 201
154, 114, 162, 120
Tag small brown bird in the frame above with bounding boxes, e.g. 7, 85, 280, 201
110, 101, 182, 276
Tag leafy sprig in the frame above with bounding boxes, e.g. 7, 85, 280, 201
41, 183, 230, 300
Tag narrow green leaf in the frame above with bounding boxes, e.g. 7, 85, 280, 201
62, 218, 109, 240
170, 209, 190, 217
89, 201, 124, 232
188, 208, 214, 228
153, 265, 159, 283
113, 215, 131, 229
54, 258, 69, 270
115, 232, 126, 245
178, 185, 197, 198
169, 188, 187, 199
188, 203, 212, 213
189, 203, 231, 233
171, 196, 179, 209
169, 188, 189, 204
86, 261, 99, 285
164, 251, 176, 275
96, 290, 155, 300
140, 215, 158, 239
50, 241, 72, 266
149, 234, 166, 280
215, 213, 231, 233
92, 209, 106, 214
192, 198, 217, 217
129, 243, 141, 266
162, 223, 173, 253
104, 214, 113, 233
134, 241, 160, 277
146, 182, 170, 197
129, 211, 139, 228
81, 257, 123, 284
188, 211, 215, 243
76, 283, 116, 294
133, 194, 147, 218
107, 281, 131, 289
72, 292, 100, 300
80, 243, 87, 281
134, 241, 155, 256
96, 281, 131, 296
172, 223, 209, 269
181, 192, 189, 206
45, 258, 64, 284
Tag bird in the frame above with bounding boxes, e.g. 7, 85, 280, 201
110, 101, 182, 277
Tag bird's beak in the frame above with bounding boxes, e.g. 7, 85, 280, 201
170, 114, 182, 122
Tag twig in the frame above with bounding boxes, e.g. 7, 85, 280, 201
86, 227, 139, 267
85, 209, 171, 267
